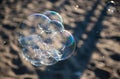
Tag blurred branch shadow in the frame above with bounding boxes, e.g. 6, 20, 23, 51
35, 0, 108, 79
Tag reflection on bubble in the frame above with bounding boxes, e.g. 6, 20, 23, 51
21, 35, 46, 60
107, 0, 116, 15
19, 13, 50, 37
22, 47, 42, 66
48, 48, 62, 61
18, 34, 42, 47
40, 51, 58, 65
22, 41, 58, 66
33, 47, 58, 66
44, 11, 63, 23
47, 20, 64, 33
45, 30, 76, 60
18, 11, 76, 66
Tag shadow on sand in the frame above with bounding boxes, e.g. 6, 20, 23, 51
35, 0, 109, 79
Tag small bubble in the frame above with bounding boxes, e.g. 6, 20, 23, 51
107, 0, 116, 15
75, 5, 79, 10
107, 6, 116, 14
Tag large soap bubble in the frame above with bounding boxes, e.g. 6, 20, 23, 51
18, 11, 76, 66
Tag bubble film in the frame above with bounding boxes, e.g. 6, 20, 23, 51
47, 20, 64, 33
18, 34, 42, 47
44, 11, 63, 23
46, 30, 76, 60
18, 11, 76, 66
19, 13, 50, 37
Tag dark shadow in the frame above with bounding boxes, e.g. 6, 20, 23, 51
49, 0, 59, 3
110, 54, 120, 61
94, 68, 110, 79
11, 55, 34, 75
35, 0, 109, 79
2, 24, 16, 30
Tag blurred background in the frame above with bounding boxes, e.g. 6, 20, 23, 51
0, 0, 120, 79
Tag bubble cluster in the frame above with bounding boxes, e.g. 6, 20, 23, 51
18, 11, 76, 66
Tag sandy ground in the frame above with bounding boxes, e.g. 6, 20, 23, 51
0, 0, 120, 79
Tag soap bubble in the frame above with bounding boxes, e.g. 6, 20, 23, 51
106, 0, 116, 15
19, 13, 50, 37
18, 11, 76, 66
44, 11, 63, 23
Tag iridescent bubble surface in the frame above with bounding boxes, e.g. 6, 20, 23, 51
47, 30, 76, 60
47, 20, 64, 33
44, 11, 63, 23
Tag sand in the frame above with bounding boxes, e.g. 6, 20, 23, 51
0, 0, 120, 79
